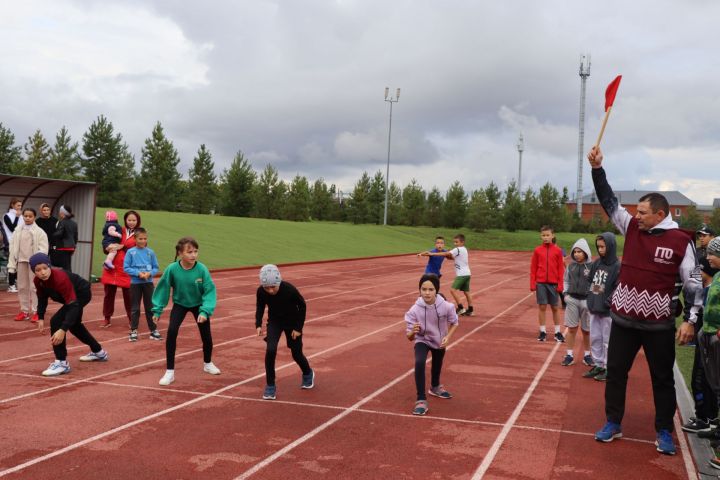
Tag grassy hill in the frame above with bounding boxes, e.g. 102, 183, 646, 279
91, 209, 624, 275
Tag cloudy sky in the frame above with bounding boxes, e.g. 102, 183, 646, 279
2, 0, 719, 204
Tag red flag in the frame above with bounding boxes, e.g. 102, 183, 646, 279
604, 75, 622, 111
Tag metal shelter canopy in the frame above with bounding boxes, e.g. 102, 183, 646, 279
0, 174, 97, 280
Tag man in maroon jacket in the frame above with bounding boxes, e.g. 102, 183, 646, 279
588, 146, 702, 456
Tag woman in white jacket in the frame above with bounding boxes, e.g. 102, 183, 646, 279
7, 208, 49, 322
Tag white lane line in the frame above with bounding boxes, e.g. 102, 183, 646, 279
1, 370, 658, 446
0, 317, 409, 478
471, 340, 561, 479
233, 293, 533, 480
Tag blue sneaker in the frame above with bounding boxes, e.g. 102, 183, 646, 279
655, 429, 676, 455
41, 360, 71, 377
79, 350, 109, 362
301, 369, 315, 389
263, 385, 276, 400
595, 422, 622, 442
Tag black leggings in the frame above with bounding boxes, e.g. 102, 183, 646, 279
414, 342, 446, 401
50, 297, 102, 361
265, 322, 311, 386
165, 304, 213, 369
130, 283, 157, 332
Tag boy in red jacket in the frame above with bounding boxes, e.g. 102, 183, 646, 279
530, 226, 565, 342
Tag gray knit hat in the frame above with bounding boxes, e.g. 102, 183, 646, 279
259, 264, 282, 287
708, 237, 720, 258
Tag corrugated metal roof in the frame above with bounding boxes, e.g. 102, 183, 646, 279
0, 174, 97, 280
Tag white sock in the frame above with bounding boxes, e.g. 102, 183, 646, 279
554, 326, 561, 334
540, 326, 547, 333
165, 369, 174, 375
566, 349, 573, 356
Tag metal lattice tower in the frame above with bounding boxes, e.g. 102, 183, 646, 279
576, 54, 591, 216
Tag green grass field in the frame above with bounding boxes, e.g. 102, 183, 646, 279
92, 209, 625, 276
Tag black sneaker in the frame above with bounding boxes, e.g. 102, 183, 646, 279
461, 306, 474, 316
561, 354, 574, 366
594, 369, 607, 381
698, 427, 720, 439
456, 304, 465, 315
554, 332, 565, 343
582, 354, 594, 367
682, 417, 712, 433
537, 331, 547, 342
583, 366, 603, 378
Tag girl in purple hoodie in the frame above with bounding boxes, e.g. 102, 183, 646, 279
405, 273, 459, 416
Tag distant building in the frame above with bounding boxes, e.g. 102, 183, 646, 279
697, 198, 720, 223
566, 190, 697, 222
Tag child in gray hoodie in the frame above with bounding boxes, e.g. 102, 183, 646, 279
405, 274, 459, 416
583, 233, 620, 381
561, 238, 593, 366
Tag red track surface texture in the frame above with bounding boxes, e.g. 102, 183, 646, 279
0, 252, 698, 479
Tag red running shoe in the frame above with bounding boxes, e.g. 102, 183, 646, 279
14, 311, 28, 321
101, 318, 111, 328
30, 313, 39, 323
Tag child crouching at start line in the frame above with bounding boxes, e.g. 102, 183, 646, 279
405, 273, 459, 415
30, 253, 109, 376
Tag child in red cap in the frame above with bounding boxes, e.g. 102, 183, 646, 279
102, 210, 123, 270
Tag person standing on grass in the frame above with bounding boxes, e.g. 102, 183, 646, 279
425, 234, 474, 316
684, 257, 720, 436
7, 208, 48, 323
256, 264, 314, 400
588, 145, 703, 456
3, 198, 22, 293
560, 238, 593, 367
405, 273, 459, 416
152, 237, 219, 386
30, 253, 109, 376
583, 233, 620, 382
101, 210, 140, 328
52, 205, 78, 272
123, 227, 161, 343
530, 226, 565, 343
417, 236, 447, 279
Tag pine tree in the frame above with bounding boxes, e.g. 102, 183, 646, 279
426, 187, 444, 228
81, 115, 135, 207
0, 123, 22, 174
135, 122, 182, 211
536, 182, 567, 231
48, 126, 82, 180
387, 181, 403, 225
285, 175, 311, 221
327, 184, 345, 221
484, 182, 503, 228
466, 189, 490, 232
253, 164, 283, 219
20, 129, 51, 177
367, 171, 386, 224
443, 181, 467, 228
502, 182, 523, 232
219, 151, 256, 217
310, 179, 334, 221
187, 144, 218, 214
401, 179, 426, 226
521, 187, 540, 230
347, 172, 371, 224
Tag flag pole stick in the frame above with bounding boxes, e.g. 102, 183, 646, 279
595, 106, 612, 148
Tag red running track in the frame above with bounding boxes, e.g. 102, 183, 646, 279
0, 252, 698, 479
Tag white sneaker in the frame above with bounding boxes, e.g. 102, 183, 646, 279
7, 285, 18, 293
159, 370, 175, 386
203, 362, 221, 375
79, 350, 109, 362
42, 360, 71, 376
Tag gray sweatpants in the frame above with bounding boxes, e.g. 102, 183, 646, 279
589, 313, 612, 368
699, 330, 720, 399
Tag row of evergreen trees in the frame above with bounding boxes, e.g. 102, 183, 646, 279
0, 116, 644, 232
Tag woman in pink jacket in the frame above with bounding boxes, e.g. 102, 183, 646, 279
405, 274, 459, 416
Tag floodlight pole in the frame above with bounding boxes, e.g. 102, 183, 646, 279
517, 133, 524, 191
383, 87, 400, 226
577, 54, 591, 216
